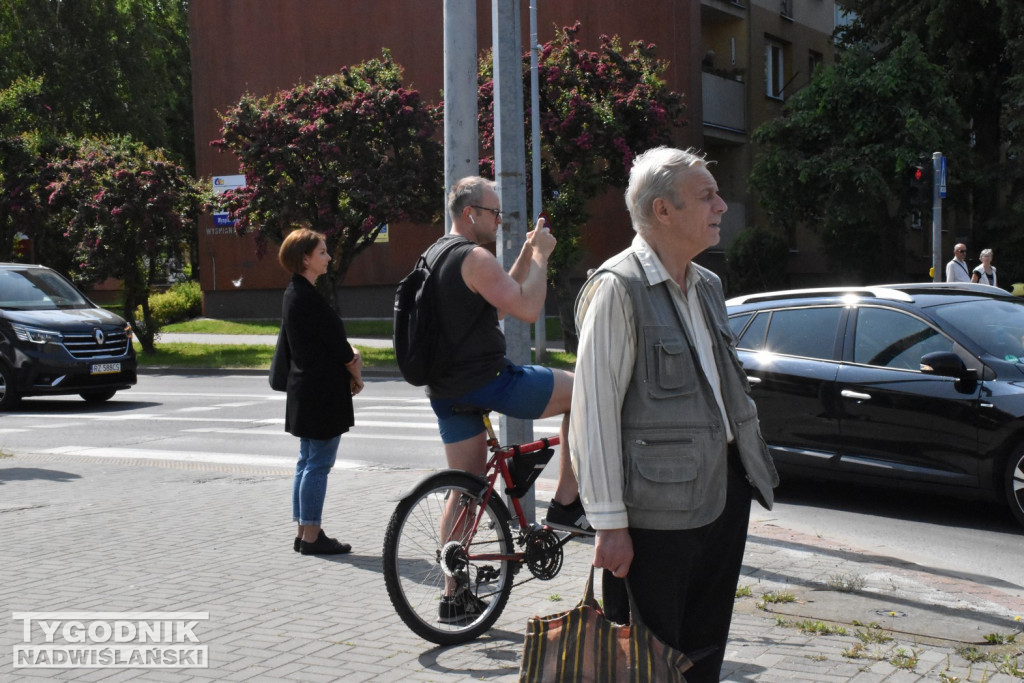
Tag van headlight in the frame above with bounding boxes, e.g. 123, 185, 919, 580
11, 324, 63, 344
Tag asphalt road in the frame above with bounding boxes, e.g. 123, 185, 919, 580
2, 373, 1021, 604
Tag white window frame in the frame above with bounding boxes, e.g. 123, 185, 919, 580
766, 40, 786, 99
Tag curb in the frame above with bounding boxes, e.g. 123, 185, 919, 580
136, 366, 402, 378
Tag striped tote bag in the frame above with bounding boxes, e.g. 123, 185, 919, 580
518, 567, 692, 682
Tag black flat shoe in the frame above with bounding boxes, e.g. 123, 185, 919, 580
294, 536, 301, 552
299, 530, 351, 555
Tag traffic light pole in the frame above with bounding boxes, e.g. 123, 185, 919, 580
931, 151, 943, 283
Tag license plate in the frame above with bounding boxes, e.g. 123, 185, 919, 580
90, 363, 121, 375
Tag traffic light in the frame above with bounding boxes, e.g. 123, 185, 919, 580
908, 164, 931, 209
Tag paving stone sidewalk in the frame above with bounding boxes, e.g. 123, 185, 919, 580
1, 454, 1022, 682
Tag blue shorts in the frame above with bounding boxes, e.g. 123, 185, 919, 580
430, 360, 554, 444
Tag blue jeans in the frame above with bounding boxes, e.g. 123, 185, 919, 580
292, 435, 341, 526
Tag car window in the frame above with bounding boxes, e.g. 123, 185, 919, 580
762, 307, 841, 359
854, 307, 952, 370
0, 268, 90, 310
728, 313, 753, 338
735, 311, 768, 350
930, 298, 1024, 361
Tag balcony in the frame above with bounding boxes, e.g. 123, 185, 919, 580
702, 71, 746, 141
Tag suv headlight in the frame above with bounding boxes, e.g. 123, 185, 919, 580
11, 324, 63, 344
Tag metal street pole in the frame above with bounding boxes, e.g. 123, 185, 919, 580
492, 0, 535, 522
529, 0, 547, 363
931, 151, 943, 282
443, 0, 478, 233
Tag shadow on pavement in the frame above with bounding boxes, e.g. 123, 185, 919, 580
0, 466, 82, 484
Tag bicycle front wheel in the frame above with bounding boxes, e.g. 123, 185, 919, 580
382, 471, 516, 645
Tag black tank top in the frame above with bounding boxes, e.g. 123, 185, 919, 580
426, 235, 507, 398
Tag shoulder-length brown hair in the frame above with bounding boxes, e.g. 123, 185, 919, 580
278, 227, 325, 274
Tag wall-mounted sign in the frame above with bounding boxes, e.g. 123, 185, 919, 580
212, 175, 246, 227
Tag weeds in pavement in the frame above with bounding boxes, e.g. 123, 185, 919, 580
953, 644, 1024, 678
956, 646, 987, 663
842, 642, 881, 660
735, 585, 753, 598
842, 642, 866, 659
548, 594, 562, 602
983, 631, 1017, 644
993, 653, 1024, 677
827, 572, 865, 592
889, 647, 919, 671
852, 621, 893, 644
757, 591, 796, 609
774, 617, 847, 636
796, 620, 848, 636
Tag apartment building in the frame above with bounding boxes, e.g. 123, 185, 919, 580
190, 0, 838, 317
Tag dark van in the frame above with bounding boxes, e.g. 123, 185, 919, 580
0, 263, 137, 410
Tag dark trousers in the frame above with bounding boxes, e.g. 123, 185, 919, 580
603, 445, 751, 683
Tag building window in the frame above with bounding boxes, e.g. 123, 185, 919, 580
780, 0, 793, 19
808, 50, 823, 81
766, 40, 786, 99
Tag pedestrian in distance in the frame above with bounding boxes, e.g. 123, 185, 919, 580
569, 147, 779, 683
971, 248, 997, 287
421, 176, 592, 621
946, 243, 971, 282
278, 226, 363, 556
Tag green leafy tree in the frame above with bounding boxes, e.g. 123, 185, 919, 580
750, 35, 965, 282
756, 0, 1023, 282
210, 50, 443, 308
0, 76, 53, 261
725, 227, 789, 296
0, 0, 193, 168
478, 22, 686, 351
45, 136, 204, 353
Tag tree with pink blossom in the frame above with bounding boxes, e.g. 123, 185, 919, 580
211, 50, 443, 309
479, 22, 686, 351
46, 136, 204, 353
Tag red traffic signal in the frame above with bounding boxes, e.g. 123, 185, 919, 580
908, 164, 930, 208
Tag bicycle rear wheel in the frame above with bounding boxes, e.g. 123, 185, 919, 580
382, 471, 516, 645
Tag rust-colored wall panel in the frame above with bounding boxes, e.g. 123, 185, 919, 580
190, 1, 698, 311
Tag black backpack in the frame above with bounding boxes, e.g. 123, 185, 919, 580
393, 238, 467, 386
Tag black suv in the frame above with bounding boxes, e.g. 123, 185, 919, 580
726, 282, 1024, 529
0, 263, 137, 410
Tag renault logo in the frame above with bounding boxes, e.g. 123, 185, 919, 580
93, 329, 105, 345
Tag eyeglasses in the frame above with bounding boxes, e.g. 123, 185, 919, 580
471, 205, 502, 220
956, 249, 966, 254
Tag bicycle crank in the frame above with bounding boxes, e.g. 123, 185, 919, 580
523, 527, 564, 580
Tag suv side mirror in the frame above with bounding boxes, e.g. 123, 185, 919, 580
920, 351, 977, 392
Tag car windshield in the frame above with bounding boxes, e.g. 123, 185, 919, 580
0, 268, 91, 310
930, 298, 1024, 361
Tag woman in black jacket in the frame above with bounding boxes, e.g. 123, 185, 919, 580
278, 227, 363, 555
